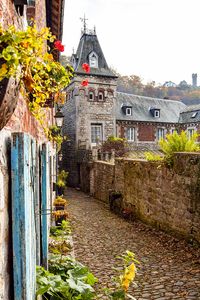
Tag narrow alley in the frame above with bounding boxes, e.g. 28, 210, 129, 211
67, 188, 200, 300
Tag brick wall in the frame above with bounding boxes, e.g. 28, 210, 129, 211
138, 123, 155, 141
91, 153, 200, 243
117, 121, 178, 143
0, 1, 53, 299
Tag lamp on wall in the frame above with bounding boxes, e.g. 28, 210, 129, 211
54, 108, 64, 128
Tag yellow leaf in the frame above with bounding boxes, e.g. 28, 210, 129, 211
0, 63, 8, 78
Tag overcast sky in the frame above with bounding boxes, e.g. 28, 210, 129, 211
63, 0, 200, 85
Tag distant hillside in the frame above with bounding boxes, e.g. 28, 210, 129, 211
115, 73, 200, 105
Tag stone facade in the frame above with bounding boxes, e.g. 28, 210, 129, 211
90, 153, 200, 243
63, 74, 117, 186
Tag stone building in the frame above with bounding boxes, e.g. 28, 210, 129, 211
62, 27, 117, 187
62, 26, 200, 188
0, 1, 65, 299
115, 93, 185, 148
179, 104, 200, 140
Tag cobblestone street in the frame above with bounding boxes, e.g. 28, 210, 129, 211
67, 188, 200, 300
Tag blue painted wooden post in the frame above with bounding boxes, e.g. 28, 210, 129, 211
33, 141, 41, 265
11, 133, 36, 300
40, 143, 49, 268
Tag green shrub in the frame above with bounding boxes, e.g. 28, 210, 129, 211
101, 136, 128, 157
159, 130, 200, 165
144, 152, 163, 161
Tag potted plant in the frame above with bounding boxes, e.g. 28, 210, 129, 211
0, 24, 73, 129
56, 170, 68, 195
52, 210, 69, 226
53, 196, 68, 210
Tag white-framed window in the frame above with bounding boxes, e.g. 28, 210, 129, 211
126, 107, 132, 116
89, 91, 95, 101
154, 110, 160, 118
127, 127, 135, 141
89, 51, 98, 68
157, 128, 165, 140
91, 124, 102, 144
187, 128, 195, 139
171, 128, 177, 134
98, 91, 104, 101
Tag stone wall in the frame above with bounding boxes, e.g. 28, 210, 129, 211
62, 87, 78, 186
91, 161, 115, 202
91, 153, 200, 243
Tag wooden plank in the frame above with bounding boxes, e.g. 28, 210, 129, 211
33, 141, 41, 265
11, 133, 36, 300
40, 143, 49, 268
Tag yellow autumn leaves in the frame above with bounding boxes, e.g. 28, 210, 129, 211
0, 63, 7, 80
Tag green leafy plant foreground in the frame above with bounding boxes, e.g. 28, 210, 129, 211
36, 255, 98, 299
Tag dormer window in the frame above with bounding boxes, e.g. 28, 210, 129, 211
126, 107, 132, 116
149, 107, 160, 118
121, 105, 132, 116
154, 110, 160, 118
89, 51, 98, 68
191, 112, 198, 118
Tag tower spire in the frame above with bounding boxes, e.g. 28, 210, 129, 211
80, 14, 88, 34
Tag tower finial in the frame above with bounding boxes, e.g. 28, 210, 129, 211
94, 25, 96, 34
80, 14, 88, 34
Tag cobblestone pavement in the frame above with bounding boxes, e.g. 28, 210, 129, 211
67, 188, 200, 300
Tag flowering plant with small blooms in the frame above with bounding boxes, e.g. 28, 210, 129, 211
81, 63, 90, 86
103, 250, 139, 299
0, 24, 73, 131
54, 40, 65, 52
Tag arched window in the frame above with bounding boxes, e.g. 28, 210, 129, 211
89, 90, 95, 101
98, 91, 104, 101
89, 51, 98, 68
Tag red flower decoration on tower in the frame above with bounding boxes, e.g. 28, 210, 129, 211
82, 63, 90, 73
54, 40, 65, 52
81, 79, 89, 87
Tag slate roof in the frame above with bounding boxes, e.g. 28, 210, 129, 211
179, 104, 200, 123
116, 92, 186, 123
73, 33, 117, 78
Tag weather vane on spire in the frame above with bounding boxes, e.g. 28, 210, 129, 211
80, 14, 88, 34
